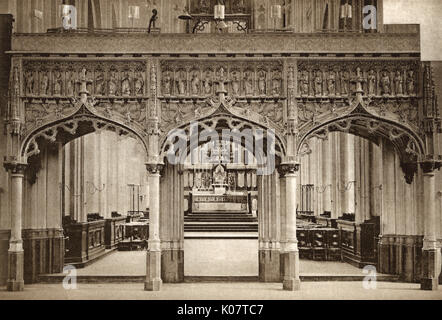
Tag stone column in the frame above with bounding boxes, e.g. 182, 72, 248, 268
4, 162, 26, 291
280, 162, 301, 291
342, 134, 355, 215
420, 166, 440, 290
322, 139, 332, 214
145, 163, 163, 291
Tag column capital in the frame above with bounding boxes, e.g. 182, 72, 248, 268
420, 160, 442, 175
146, 163, 164, 175
278, 162, 300, 177
3, 160, 27, 175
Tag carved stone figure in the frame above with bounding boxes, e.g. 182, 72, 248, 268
163, 71, 172, 95
232, 0, 245, 13
199, 0, 210, 13
327, 71, 336, 96
95, 71, 105, 95
407, 70, 415, 95
341, 70, 349, 95
394, 70, 403, 96
53, 71, 62, 95
381, 71, 391, 95
244, 71, 254, 96
122, 71, 131, 96
258, 70, 266, 95
216, 67, 228, 93
177, 71, 187, 95
190, 71, 200, 95
231, 71, 240, 95
25, 71, 36, 95
66, 71, 74, 96
135, 72, 144, 95
300, 71, 309, 96
203, 70, 212, 95
108, 70, 118, 96
272, 72, 281, 96
314, 71, 322, 96
367, 69, 376, 96
40, 72, 49, 95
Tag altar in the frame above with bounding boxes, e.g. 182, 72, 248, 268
191, 164, 249, 213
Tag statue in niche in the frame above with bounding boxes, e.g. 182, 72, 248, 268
272, 71, 281, 96
25, 71, 36, 95
300, 71, 309, 96
66, 71, 75, 96
176, 70, 187, 95
340, 70, 349, 95
407, 70, 415, 95
162, 71, 172, 95
231, 71, 240, 95
232, 0, 245, 13
394, 70, 403, 96
190, 71, 200, 95
95, 71, 105, 95
244, 71, 254, 96
134, 72, 144, 95
327, 71, 336, 96
258, 70, 266, 95
122, 71, 131, 96
199, 0, 211, 13
213, 164, 227, 185
40, 72, 49, 95
367, 69, 376, 96
203, 70, 212, 95
53, 70, 63, 95
380, 71, 391, 95
314, 71, 323, 96
108, 70, 118, 96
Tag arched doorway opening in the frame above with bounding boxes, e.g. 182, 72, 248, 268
158, 112, 286, 283
295, 108, 436, 283
18, 117, 149, 283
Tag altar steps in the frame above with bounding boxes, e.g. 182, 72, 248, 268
185, 211, 258, 232
184, 222, 258, 232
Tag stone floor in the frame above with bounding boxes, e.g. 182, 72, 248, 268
0, 282, 441, 300
62, 251, 367, 276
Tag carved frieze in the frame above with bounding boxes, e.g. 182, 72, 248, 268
159, 60, 284, 98
22, 60, 147, 98
297, 60, 419, 98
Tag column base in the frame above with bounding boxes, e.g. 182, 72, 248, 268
283, 279, 301, 291
420, 248, 440, 291
145, 250, 162, 291
420, 278, 438, 291
7, 250, 24, 292
144, 278, 163, 291
259, 249, 281, 282
162, 249, 184, 283
282, 251, 301, 291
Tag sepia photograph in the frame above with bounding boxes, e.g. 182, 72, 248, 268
0, 0, 441, 306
